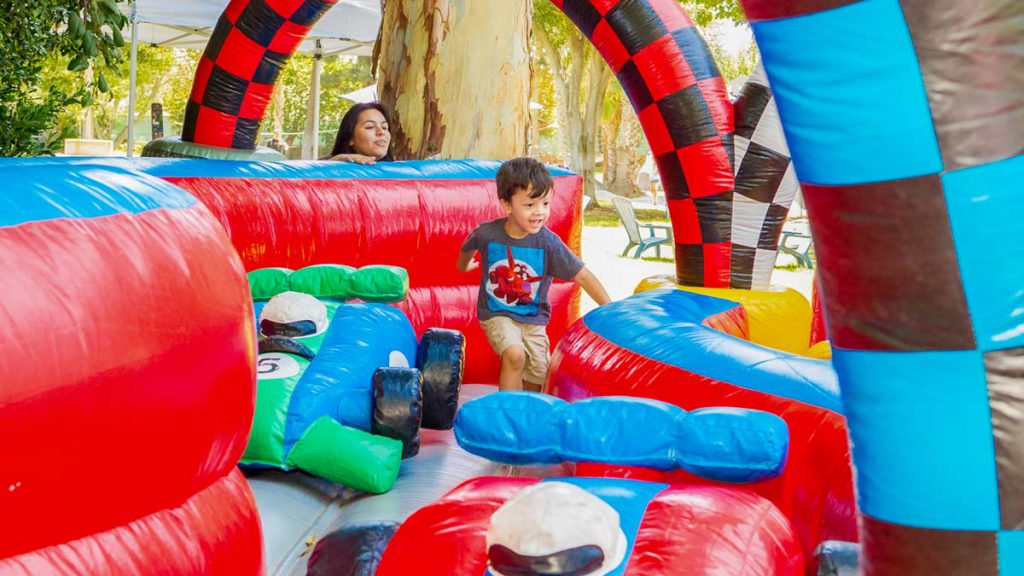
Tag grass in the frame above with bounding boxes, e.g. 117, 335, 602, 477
584, 204, 670, 227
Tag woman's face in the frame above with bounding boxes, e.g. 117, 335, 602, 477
349, 108, 391, 159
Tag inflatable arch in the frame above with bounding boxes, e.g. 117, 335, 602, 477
178, 0, 805, 290
740, 0, 1023, 574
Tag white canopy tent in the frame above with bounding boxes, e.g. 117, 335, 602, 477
123, 0, 382, 157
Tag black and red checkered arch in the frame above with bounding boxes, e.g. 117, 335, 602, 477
182, 0, 338, 149
551, 0, 736, 287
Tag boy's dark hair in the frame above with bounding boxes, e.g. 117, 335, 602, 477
496, 157, 554, 203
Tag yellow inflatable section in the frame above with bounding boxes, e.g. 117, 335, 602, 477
637, 275, 831, 359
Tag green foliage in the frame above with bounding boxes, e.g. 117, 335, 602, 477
681, 0, 746, 27
0, 0, 127, 156
275, 54, 373, 153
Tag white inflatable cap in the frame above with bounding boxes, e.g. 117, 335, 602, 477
486, 481, 627, 576
259, 291, 328, 336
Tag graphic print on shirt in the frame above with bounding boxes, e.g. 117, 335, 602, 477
486, 242, 545, 316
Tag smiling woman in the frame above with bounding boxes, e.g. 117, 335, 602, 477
327, 102, 395, 164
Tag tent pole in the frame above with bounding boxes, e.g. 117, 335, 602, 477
127, 14, 139, 158
303, 40, 323, 159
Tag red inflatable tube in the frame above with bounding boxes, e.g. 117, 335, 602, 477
376, 477, 804, 575
548, 321, 857, 566
0, 197, 260, 571
164, 173, 583, 383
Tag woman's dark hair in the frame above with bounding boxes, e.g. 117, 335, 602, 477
329, 101, 394, 161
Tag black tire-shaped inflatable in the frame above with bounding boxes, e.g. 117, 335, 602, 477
416, 328, 465, 430
307, 523, 399, 576
371, 367, 423, 459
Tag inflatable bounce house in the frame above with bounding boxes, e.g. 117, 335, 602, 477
1, 0, 1020, 575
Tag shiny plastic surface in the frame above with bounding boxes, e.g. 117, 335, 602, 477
548, 289, 856, 562
0, 160, 260, 570
745, 1, 1023, 572
455, 393, 789, 483
182, 0, 336, 149
132, 159, 584, 384
376, 476, 804, 575
553, 0, 735, 287
638, 275, 814, 355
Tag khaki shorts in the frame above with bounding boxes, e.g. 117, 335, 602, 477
480, 316, 551, 385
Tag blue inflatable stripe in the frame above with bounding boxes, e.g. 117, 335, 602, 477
584, 290, 843, 413
123, 157, 577, 180
0, 160, 196, 227
944, 154, 1024, 352
455, 393, 789, 483
833, 348, 998, 530
752, 0, 942, 185
283, 303, 417, 456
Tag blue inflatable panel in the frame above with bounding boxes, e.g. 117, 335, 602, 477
284, 303, 417, 455
454, 393, 566, 465
834, 348, 998, 530
752, 0, 942, 186
584, 290, 843, 413
455, 393, 789, 483
680, 408, 789, 483
121, 158, 576, 180
559, 396, 685, 469
944, 154, 1024, 352
0, 160, 195, 226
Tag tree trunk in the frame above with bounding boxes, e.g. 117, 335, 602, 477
534, 22, 610, 204
603, 97, 645, 198
377, 0, 531, 160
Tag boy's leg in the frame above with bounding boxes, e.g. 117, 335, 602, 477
481, 317, 527, 391
498, 346, 527, 392
520, 324, 551, 393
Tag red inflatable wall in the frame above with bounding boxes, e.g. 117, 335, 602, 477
163, 170, 584, 384
0, 164, 262, 574
549, 320, 856, 567
377, 477, 804, 575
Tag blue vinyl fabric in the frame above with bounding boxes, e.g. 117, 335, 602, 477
0, 159, 196, 227
124, 157, 576, 180
583, 289, 843, 413
832, 349, 998, 529
751, 0, 942, 186
455, 393, 789, 484
750, 0, 1024, 566
944, 155, 1024, 352
283, 303, 417, 456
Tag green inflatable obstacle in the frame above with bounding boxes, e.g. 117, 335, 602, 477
243, 264, 419, 494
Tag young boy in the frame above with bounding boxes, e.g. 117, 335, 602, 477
457, 157, 611, 392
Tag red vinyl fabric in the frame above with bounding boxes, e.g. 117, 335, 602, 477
376, 477, 804, 575
550, 0, 736, 287
549, 321, 857, 566
182, 0, 338, 148
165, 174, 584, 384
0, 196, 260, 571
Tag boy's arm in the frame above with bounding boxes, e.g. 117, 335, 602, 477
456, 249, 479, 273
573, 266, 611, 306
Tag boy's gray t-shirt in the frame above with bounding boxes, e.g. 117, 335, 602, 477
461, 218, 584, 326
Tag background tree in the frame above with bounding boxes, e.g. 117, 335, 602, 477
533, 0, 612, 203
0, 0, 127, 156
375, 0, 532, 160
601, 85, 647, 198
682, 0, 745, 26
